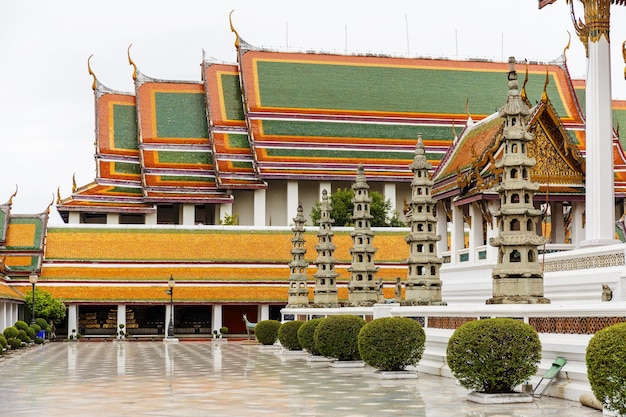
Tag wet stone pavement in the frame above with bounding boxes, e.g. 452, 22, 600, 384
0, 341, 602, 417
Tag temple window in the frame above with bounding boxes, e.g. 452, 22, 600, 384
528, 250, 535, 262
510, 250, 521, 263
511, 194, 520, 204
511, 117, 516, 126
321, 279, 325, 285
357, 274, 363, 281
417, 244, 424, 252
431, 266, 436, 275
429, 243, 434, 252
418, 224, 424, 231
428, 224, 432, 232
527, 219, 533, 231
511, 168, 518, 179
357, 254, 363, 262
523, 168, 528, 179
511, 143, 518, 153
510, 219, 520, 231
417, 266, 424, 275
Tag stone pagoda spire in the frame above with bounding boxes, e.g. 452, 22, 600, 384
347, 164, 379, 306
403, 134, 445, 306
487, 57, 550, 305
313, 189, 340, 307
287, 203, 310, 308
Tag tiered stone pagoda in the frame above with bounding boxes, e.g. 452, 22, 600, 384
347, 165, 379, 306
487, 58, 550, 305
313, 190, 340, 307
287, 203, 309, 308
404, 135, 445, 306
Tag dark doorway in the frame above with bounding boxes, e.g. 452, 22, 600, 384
223, 305, 258, 334
175, 305, 212, 335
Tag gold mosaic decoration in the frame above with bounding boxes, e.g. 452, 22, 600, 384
568, 0, 612, 57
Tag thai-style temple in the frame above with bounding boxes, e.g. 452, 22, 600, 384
2, 11, 626, 342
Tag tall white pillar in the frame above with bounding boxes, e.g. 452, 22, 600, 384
450, 204, 465, 265
68, 212, 80, 224
181, 204, 195, 226
107, 213, 120, 224
571, 201, 585, 247
116, 304, 126, 339
260, 304, 270, 321
254, 189, 266, 226
384, 183, 397, 215
468, 203, 483, 262
67, 304, 78, 337
212, 304, 223, 333
551, 202, 565, 244
145, 211, 157, 225
436, 201, 448, 255
582, 33, 617, 246
0, 302, 6, 330
287, 181, 299, 225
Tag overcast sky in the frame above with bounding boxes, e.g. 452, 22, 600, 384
1, 0, 625, 223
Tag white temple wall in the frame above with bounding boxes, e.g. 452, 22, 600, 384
232, 189, 254, 226
265, 180, 287, 226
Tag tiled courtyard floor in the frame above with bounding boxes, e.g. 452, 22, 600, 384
0, 340, 602, 417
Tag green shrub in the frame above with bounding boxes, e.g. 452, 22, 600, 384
35, 318, 49, 330
0, 334, 7, 349
17, 329, 30, 343
358, 317, 426, 371
3, 326, 19, 339
26, 326, 36, 339
34, 336, 45, 345
586, 322, 626, 415
7, 337, 22, 349
14, 320, 29, 331
30, 323, 42, 333
298, 318, 324, 356
255, 320, 282, 345
314, 315, 365, 361
446, 318, 541, 394
220, 326, 229, 335
278, 321, 304, 350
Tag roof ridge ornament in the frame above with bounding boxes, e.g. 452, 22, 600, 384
521, 59, 529, 103
72, 173, 77, 193
128, 44, 138, 81
229, 10, 240, 50
542, 67, 550, 103
623, 40, 626, 79
87, 54, 97, 91
563, 31, 572, 62
7, 185, 18, 206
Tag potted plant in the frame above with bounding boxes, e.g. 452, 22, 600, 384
220, 326, 228, 338
358, 317, 425, 377
446, 318, 541, 403
586, 322, 626, 416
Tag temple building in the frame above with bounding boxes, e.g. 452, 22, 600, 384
2, 17, 626, 336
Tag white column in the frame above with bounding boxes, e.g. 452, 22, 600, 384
450, 204, 465, 265
116, 304, 126, 339
287, 180, 299, 224
571, 201, 585, 247
384, 183, 397, 215
551, 202, 565, 244
468, 203, 483, 262
106, 213, 120, 225
219, 203, 233, 225
165, 304, 174, 333
581, 36, 617, 246
254, 189, 266, 226
68, 212, 80, 224
145, 211, 157, 225
260, 304, 270, 321
67, 304, 78, 337
212, 304, 223, 333
485, 201, 499, 261
181, 204, 195, 226
436, 201, 448, 255
0, 302, 6, 330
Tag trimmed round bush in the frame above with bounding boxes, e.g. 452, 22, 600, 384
3, 326, 19, 339
278, 320, 304, 350
314, 315, 366, 361
446, 318, 541, 394
298, 318, 324, 356
26, 326, 36, 339
35, 318, 49, 330
255, 320, 282, 345
7, 337, 22, 349
586, 322, 626, 415
14, 320, 29, 331
17, 329, 30, 343
358, 317, 426, 371
30, 323, 42, 334
220, 326, 228, 335
0, 334, 7, 349
34, 336, 45, 345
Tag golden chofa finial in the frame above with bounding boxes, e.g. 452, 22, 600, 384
563, 31, 571, 62
623, 40, 626, 80
127, 44, 137, 81
87, 54, 97, 91
72, 173, 77, 193
56, 186, 61, 204
541, 67, 550, 103
521, 60, 529, 103
8, 184, 18, 205
229, 10, 240, 50
47, 193, 55, 214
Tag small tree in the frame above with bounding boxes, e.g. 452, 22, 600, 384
358, 317, 426, 371
310, 188, 405, 227
586, 322, 626, 416
446, 318, 541, 394
24, 288, 66, 324
314, 315, 365, 361
278, 320, 304, 350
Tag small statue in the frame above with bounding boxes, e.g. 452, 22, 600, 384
376, 278, 384, 302
602, 284, 613, 302
395, 277, 402, 303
